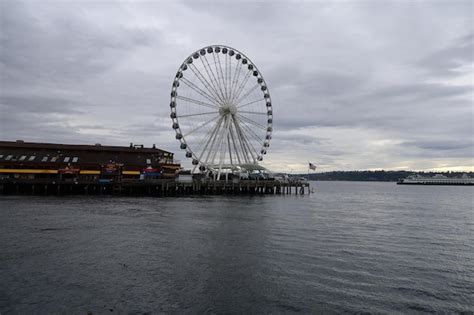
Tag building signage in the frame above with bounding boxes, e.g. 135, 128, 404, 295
58, 167, 80, 174
102, 163, 121, 174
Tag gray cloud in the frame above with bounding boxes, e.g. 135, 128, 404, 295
0, 95, 84, 114
418, 32, 474, 77
0, 0, 472, 172
400, 139, 474, 158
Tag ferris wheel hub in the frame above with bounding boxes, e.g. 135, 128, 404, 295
219, 104, 237, 116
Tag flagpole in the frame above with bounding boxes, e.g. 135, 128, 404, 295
307, 162, 311, 195
307, 161, 310, 182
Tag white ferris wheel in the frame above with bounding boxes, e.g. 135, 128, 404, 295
170, 45, 273, 175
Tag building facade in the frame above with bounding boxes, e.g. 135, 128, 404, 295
0, 140, 180, 183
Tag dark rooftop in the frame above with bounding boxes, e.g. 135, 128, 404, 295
0, 140, 173, 155
0, 140, 177, 168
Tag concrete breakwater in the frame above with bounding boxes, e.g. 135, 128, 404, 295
0, 178, 310, 196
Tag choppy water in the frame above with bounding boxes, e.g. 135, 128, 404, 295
0, 181, 473, 313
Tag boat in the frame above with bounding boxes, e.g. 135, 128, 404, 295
397, 174, 474, 185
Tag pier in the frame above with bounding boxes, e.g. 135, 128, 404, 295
0, 140, 311, 197
0, 178, 311, 196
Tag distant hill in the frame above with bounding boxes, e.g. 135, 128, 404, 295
295, 171, 473, 182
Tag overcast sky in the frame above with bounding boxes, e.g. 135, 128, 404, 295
0, 0, 472, 172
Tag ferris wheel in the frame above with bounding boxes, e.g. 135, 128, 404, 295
170, 45, 273, 175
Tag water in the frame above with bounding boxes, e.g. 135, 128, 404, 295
1, 181, 473, 313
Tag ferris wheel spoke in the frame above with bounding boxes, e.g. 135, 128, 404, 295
233, 117, 258, 162
233, 122, 249, 163
226, 53, 232, 103
241, 129, 259, 162
238, 117, 266, 144
231, 70, 252, 104
199, 57, 226, 104
236, 114, 267, 131
180, 77, 221, 106
214, 117, 231, 165
176, 95, 218, 110
209, 119, 227, 165
187, 64, 224, 105
237, 114, 268, 131
227, 134, 233, 166
234, 116, 266, 159
224, 54, 228, 100
216, 53, 228, 102
183, 114, 220, 137
229, 123, 242, 164
217, 117, 232, 173
230, 61, 243, 103
205, 117, 226, 166
228, 55, 233, 93
202, 117, 224, 165
179, 111, 218, 118
194, 116, 223, 156
210, 53, 228, 103
238, 110, 268, 116
231, 118, 250, 163
194, 118, 218, 149
235, 83, 260, 106
237, 98, 264, 109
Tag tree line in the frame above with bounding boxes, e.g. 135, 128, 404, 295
297, 171, 473, 182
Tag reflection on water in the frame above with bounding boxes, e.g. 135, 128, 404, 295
0, 182, 473, 313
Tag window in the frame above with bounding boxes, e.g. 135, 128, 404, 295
51, 156, 58, 162
19, 155, 27, 161
28, 156, 36, 161
64, 157, 70, 162
146, 158, 151, 164
5, 155, 13, 161
42, 156, 48, 162
72, 157, 79, 163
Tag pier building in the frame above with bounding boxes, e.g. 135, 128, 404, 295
0, 140, 180, 182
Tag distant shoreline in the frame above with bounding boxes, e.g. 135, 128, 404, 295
294, 171, 473, 182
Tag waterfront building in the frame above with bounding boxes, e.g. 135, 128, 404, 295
0, 140, 181, 182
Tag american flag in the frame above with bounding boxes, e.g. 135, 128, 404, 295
309, 162, 317, 170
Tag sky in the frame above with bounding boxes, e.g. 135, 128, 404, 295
0, 0, 472, 172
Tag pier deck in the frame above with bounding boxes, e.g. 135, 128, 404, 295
0, 178, 311, 196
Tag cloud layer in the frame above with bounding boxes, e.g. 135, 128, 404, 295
0, 0, 472, 171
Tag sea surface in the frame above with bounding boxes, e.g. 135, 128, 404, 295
0, 181, 473, 314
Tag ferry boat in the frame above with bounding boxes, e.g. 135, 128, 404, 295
397, 174, 474, 185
